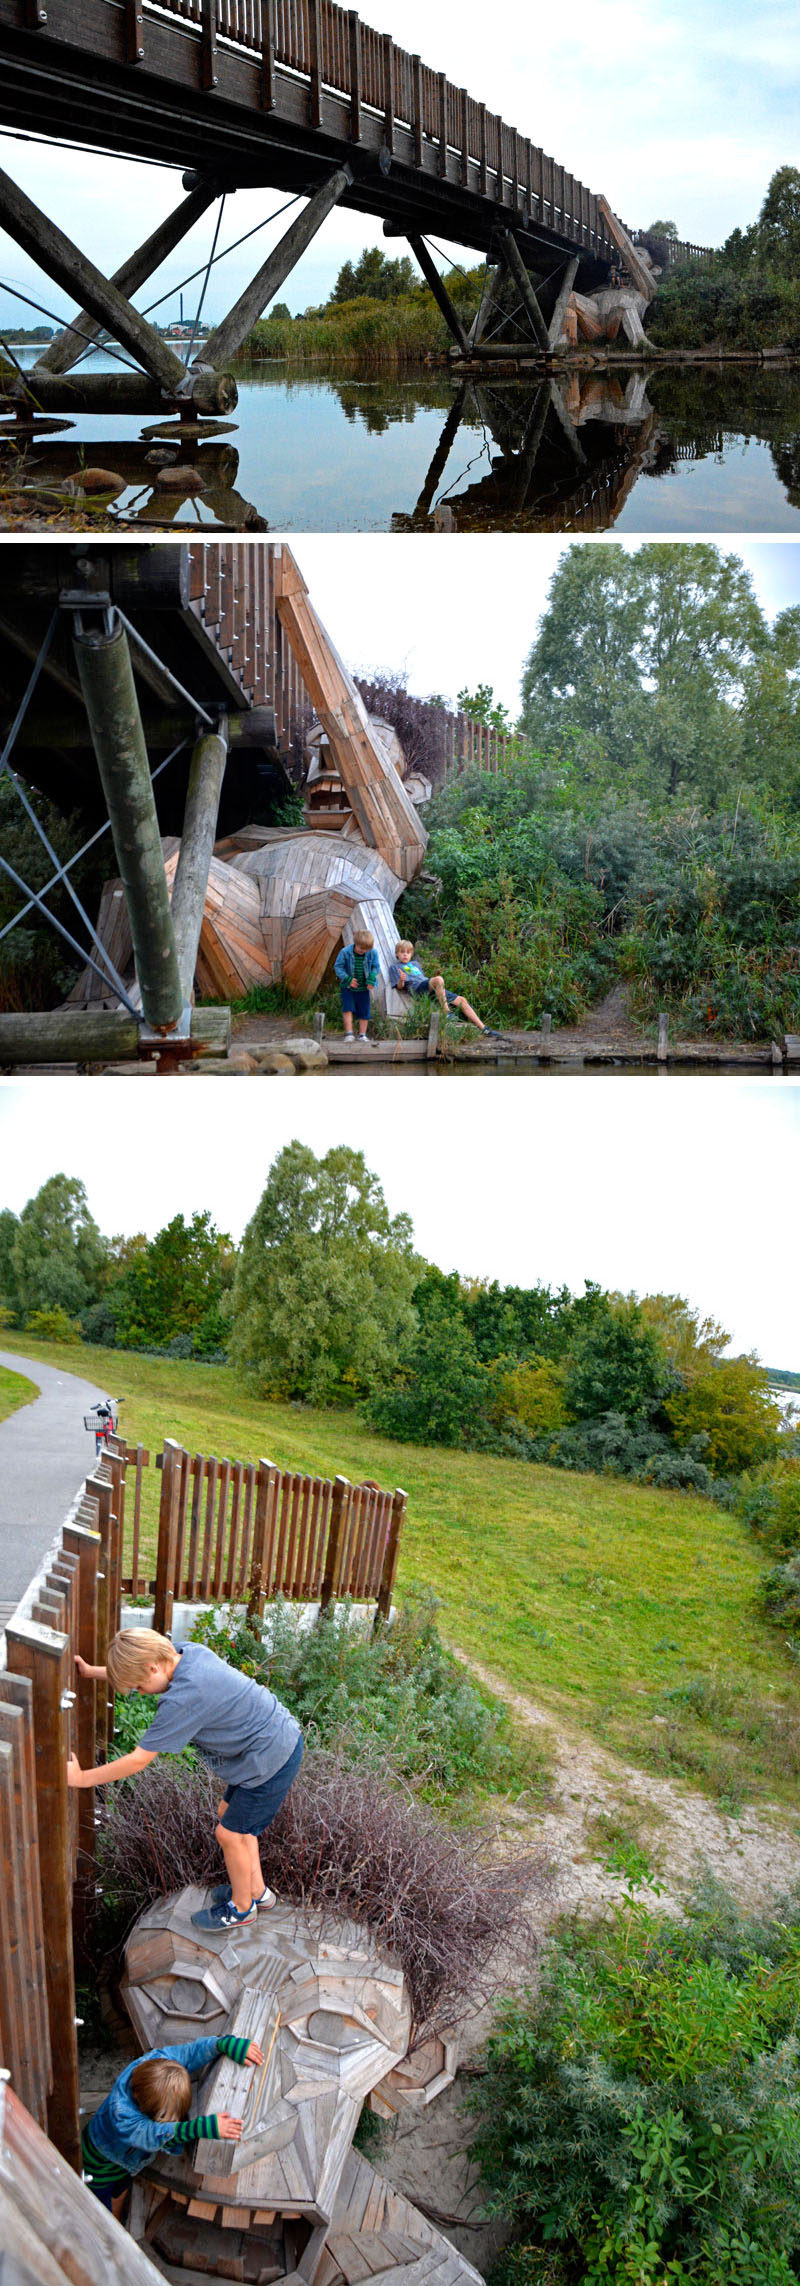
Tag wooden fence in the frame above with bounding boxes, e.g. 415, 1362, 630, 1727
0, 1445, 124, 2173
355, 676, 524, 788
0, 1433, 405, 2170
122, 1437, 406, 1635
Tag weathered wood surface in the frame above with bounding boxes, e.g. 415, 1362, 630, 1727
31, 182, 219, 378
0, 2080, 164, 2286
147, 1441, 405, 1626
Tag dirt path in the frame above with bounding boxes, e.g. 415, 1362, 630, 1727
373, 1654, 800, 2274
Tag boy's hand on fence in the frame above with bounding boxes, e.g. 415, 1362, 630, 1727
75, 1654, 93, 1678
217, 2115, 243, 2140
244, 2042, 263, 2067
66, 1754, 83, 1789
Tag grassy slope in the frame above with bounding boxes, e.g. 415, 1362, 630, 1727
0, 1363, 38, 1423
4, 1333, 798, 1812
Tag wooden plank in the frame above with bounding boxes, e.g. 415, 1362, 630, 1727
261, 0, 276, 109
153, 1438, 184, 1635
0, 1678, 49, 2123
596, 195, 655, 297
201, 0, 218, 91
5, 1620, 81, 2171
348, 11, 361, 142
320, 1476, 351, 1608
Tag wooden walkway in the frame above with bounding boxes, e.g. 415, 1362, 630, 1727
0, 0, 702, 277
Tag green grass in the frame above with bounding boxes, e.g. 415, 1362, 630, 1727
0, 1362, 38, 1423
4, 1331, 800, 1814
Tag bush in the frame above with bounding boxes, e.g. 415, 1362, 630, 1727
24, 1305, 81, 1342
761, 1555, 800, 1636
471, 1886, 800, 2286
188, 1591, 541, 1804
736, 1460, 800, 1556
95, 1745, 544, 2035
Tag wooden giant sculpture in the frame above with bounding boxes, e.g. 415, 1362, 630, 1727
120, 1888, 478, 2286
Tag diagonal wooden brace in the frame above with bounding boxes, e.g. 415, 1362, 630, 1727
408, 234, 471, 358
0, 163, 188, 392
547, 253, 580, 348
31, 182, 221, 378
499, 230, 550, 350
200, 166, 353, 369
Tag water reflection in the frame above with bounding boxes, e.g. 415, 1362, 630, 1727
2, 350, 799, 530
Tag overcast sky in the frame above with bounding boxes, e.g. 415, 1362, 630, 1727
0, 1078, 797, 1370
298, 536, 800, 712
0, 0, 796, 329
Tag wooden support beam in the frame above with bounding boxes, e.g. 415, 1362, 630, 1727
596, 195, 655, 297
479, 105, 488, 196
438, 73, 447, 176
170, 722, 229, 1002
460, 88, 469, 186
199, 168, 352, 370
468, 261, 503, 348
0, 163, 187, 392
0, 1005, 230, 1067
499, 230, 550, 350
5, 367, 236, 414
409, 233, 470, 357
72, 619, 183, 1033
261, 0, 276, 109
412, 55, 423, 168
31, 183, 219, 378
124, 0, 144, 63
348, 12, 362, 143
547, 252, 580, 348
5, 1620, 81, 2172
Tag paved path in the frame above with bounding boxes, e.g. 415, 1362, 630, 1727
0, 1350, 111, 1606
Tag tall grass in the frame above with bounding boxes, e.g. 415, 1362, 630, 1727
244, 294, 449, 369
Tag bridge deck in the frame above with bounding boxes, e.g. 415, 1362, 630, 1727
0, 0, 625, 281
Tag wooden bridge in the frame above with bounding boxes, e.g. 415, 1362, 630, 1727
0, 0, 709, 411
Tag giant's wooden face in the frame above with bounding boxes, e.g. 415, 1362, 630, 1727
122, 1885, 411, 2224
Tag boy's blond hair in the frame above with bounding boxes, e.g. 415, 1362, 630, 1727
395, 940, 413, 958
352, 930, 374, 950
130, 2057, 192, 2122
106, 1627, 174, 1693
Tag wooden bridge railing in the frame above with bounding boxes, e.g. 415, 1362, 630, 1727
124, 1436, 406, 1634
187, 540, 315, 758
355, 676, 526, 788
141, 0, 624, 262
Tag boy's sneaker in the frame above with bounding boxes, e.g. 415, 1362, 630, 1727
343, 1033, 356, 1045
191, 1897, 258, 1930
208, 1882, 277, 1912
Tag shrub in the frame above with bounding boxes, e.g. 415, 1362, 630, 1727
761, 1555, 800, 1636
471, 1887, 800, 2286
188, 1591, 543, 1804
24, 1304, 81, 1342
736, 1460, 800, 1556
95, 1746, 545, 2035
666, 1358, 781, 1476
491, 1356, 567, 1435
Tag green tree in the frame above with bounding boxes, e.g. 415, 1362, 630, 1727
330, 248, 417, 304
646, 217, 678, 239
11, 1175, 108, 1326
757, 165, 800, 273
520, 544, 770, 806
0, 1208, 21, 1322
666, 1355, 781, 1475
370, 1270, 491, 1448
112, 1212, 235, 1356
563, 1296, 672, 1427
231, 1143, 419, 1403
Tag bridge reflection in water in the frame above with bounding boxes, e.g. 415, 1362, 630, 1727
394, 371, 663, 532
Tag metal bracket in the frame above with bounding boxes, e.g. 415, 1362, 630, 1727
138, 1001, 194, 1048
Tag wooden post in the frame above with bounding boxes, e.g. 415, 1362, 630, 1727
382, 34, 394, 153
200, 168, 352, 370
23, 0, 47, 23
437, 73, 448, 175
547, 253, 579, 349
479, 104, 488, 196
0, 1674, 50, 2126
0, 164, 187, 393
62, 1520, 99, 1951
88, 1471, 115, 1750
319, 1476, 351, 1610
308, 0, 322, 129
124, 0, 144, 63
460, 88, 469, 186
262, 0, 276, 109
426, 1003, 440, 1059
412, 55, 423, 168
32, 183, 218, 378
495, 114, 504, 203
500, 231, 550, 350
5, 1620, 81, 2172
312, 1009, 326, 1043
72, 619, 184, 1034
153, 1439, 185, 1636
201, 0, 218, 92
170, 722, 229, 1001
409, 234, 471, 358
246, 1462, 278, 1621
348, 12, 362, 142
376, 1489, 406, 1622
657, 1011, 669, 1063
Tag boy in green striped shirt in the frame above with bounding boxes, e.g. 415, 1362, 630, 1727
82, 2033, 263, 2218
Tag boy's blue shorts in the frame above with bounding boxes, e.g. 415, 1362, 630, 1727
340, 985, 371, 1019
219, 1735, 304, 1834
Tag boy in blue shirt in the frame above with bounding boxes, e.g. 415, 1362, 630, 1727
334, 929, 380, 1042
82, 2034, 263, 2218
68, 1628, 303, 1931
388, 939, 498, 1035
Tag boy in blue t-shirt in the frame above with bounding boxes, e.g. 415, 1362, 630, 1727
82, 2035, 263, 2218
334, 929, 380, 1041
68, 1628, 303, 1931
388, 939, 497, 1034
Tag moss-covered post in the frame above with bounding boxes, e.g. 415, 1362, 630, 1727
73, 618, 183, 1032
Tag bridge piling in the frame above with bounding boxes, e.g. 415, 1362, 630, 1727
30, 179, 221, 380
499, 230, 550, 349
72, 615, 185, 1035
408, 234, 471, 358
199, 166, 353, 370
0, 162, 188, 394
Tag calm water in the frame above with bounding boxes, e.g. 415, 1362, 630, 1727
5, 350, 800, 532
